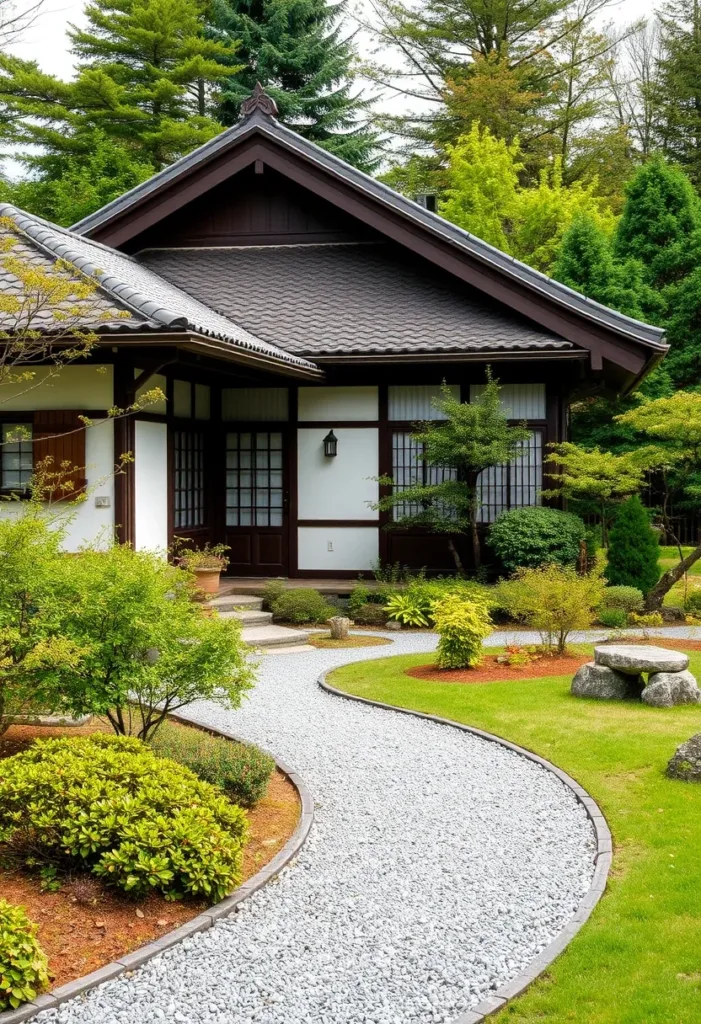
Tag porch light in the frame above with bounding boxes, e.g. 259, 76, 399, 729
323, 430, 338, 457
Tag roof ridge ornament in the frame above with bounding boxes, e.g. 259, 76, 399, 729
240, 82, 279, 121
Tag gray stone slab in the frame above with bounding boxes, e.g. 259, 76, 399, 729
571, 662, 635, 700
595, 644, 689, 674
643, 670, 701, 707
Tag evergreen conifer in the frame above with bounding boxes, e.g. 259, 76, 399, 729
605, 495, 661, 596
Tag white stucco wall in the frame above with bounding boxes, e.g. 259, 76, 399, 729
298, 386, 378, 421
297, 428, 378, 520
1, 365, 114, 411
134, 420, 168, 552
298, 527, 379, 571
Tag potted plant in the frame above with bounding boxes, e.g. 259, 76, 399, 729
173, 540, 230, 594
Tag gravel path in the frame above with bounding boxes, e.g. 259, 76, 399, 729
38, 632, 599, 1024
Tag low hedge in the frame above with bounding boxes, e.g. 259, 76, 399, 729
0, 734, 248, 902
0, 900, 49, 1011
488, 506, 586, 573
150, 722, 275, 807
271, 588, 336, 624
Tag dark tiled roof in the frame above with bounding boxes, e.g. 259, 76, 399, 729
139, 243, 576, 357
0, 204, 321, 376
72, 110, 667, 355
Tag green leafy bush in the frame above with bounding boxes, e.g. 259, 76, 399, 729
271, 589, 335, 624
605, 496, 660, 596
384, 592, 431, 627
348, 582, 373, 615
31, 545, 254, 741
351, 602, 388, 626
496, 564, 606, 654
598, 607, 628, 629
384, 578, 491, 628
0, 900, 49, 1010
487, 506, 586, 572
261, 580, 286, 611
0, 734, 248, 902
600, 585, 644, 613
432, 593, 493, 669
685, 590, 701, 615
149, 722, 275, 808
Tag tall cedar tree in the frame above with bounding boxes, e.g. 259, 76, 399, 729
210, 0, 377, 170
604, 495, 661, 596
657, 0, 701, 185
373, 376, 530, 572
0, 0, 239, 199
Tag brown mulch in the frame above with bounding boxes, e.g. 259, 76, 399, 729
308, 633, 392, 649
406, 653, 591, 684
0, 722, 300, 989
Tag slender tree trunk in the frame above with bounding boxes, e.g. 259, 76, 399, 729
644, 542, 701, 609
447, 536, 465, 574
198, 78, 205, 117
470, 509, 481, 571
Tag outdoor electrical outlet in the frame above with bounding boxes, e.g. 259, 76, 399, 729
94, 495, 111, 508
327, 541, 334, 552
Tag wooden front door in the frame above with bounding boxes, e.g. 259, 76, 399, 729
224, 428, 288, 575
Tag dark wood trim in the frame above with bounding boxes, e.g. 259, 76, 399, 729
297, 519, 380, 528
113, 361, 136, 545
288, 386, 299, 577
166, 378, 175, 547
295, 569, 367, 580
297, 420, 379, 428
378, 383, 390, 567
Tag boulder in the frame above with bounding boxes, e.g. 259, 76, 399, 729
667, 733, 701, 782
642, 670, 701, 708
571, 662, 638, 700
594, 644, 689, 675
384, 621, 402, 631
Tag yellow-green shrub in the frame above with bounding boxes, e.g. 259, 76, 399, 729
0, 900, 49, 1010
432, 594, 493, 669
0, 734, 248, 902
496, 564, 606, 654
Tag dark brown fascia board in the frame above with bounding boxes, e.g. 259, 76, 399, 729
101, 332, 324, 380
77, 125, 664, 379
309, 350, 589, 364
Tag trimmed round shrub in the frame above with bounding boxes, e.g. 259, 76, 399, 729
600, 585, 644, 613
487, 506, 586, 573
0, 734, 248, 902
685, 590, 701, 615
432, 593, 493, 669
598, 607, 628, 629
0, 901, 49, 1010
150, 722, 275, 808
605, 496, 660, 596
271, 588, 336, 624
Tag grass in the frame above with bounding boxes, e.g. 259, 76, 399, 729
329, 648, 701, 1024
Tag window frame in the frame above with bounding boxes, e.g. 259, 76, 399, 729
0, 416, 34, 496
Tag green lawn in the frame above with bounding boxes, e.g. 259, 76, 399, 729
329, 650, 701, 1024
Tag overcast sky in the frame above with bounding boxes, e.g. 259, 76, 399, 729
13, 0, 660, 80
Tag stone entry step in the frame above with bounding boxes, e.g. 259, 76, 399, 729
240, 624, 311, 649
219, 609, 273, 626
207, 594, 264, 612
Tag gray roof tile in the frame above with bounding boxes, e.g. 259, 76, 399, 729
139, 243, 575, 357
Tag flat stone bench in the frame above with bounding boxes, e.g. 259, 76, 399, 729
572, 645, 701, 707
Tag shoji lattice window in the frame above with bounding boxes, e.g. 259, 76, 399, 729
173, 429, 206, 529
226, 431, 284, 527
391, 431, 456, 518
476, 431, 543, 523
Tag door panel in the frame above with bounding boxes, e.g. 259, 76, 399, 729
225, 429, 288, 575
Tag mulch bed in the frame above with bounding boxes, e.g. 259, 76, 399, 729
308, 633, 391, 649
406, 653, 591, 684
0, 720, 300, 989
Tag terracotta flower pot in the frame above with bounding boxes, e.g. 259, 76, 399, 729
192, 567, 222, 594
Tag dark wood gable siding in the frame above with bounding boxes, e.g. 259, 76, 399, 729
128, 166, 380, 252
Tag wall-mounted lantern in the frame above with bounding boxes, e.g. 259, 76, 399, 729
323, 430, 338, 457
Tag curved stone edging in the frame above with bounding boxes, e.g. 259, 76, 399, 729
0, 717, 314, 1024
318, 669, 612, 1024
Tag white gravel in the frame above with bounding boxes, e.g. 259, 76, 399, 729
37, 632, 597, 1024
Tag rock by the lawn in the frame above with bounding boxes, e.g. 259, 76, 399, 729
571, 662, 638, 700
642, 670, 701, 708
329, 616, 350, 640
384, 621, 402, 631
667, 733, 701, 781
594, 644, 689, 675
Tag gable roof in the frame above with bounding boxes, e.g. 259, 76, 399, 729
140, 242, 579, 360
0, 203, 321, 379
71, 100, 668, 381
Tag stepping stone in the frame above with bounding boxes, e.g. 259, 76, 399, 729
642, 670, 701, 708
241, 624, 310, 649
571, 662, 639, 700
594, 645, 689, 675
667, 733, 701, 781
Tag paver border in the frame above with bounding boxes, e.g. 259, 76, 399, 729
0, 715, 314, 1024
318, 668, 612, 1024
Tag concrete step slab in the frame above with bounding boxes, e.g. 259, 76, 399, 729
241, 624, 310, 649
219, 609, 273, 626
264, 644, 317, 655
206, 594, 264, 612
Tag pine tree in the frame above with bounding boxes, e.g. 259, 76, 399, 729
0, 0, 239, 177
605, 495, 661, 596
210, 0, 378, 170
657, 0, 701, 185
